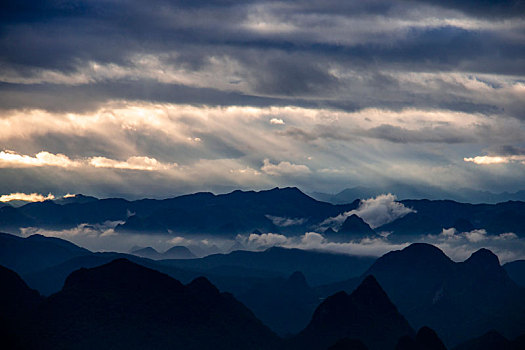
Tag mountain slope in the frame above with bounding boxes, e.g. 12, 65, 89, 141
0, 187, 358, 236
28, 259, 282, 350
0, 232, 90, 274
363, 244, 525, 347
292, 275, 413, 350
238, 271, 320, 336
159, 246, 375, 286
0, 265, 42, 349
504, 260, 525, 287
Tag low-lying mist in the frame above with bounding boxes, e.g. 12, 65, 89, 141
19, 221, 525, 263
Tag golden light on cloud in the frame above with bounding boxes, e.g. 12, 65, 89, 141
0, 150, 80, 168
0, 150, 175, 171
89, 156, 177, 171
0, 192, 55, 202
464, 155, 525, 165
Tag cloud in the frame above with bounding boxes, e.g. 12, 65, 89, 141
240, 232, 289, 249
321, 194, 415, 229
18, 222, 525, 264
0, 0, 524, 197
464, 155, 525, 165
89, 156, 177, 171
265, 215, 307, 227
260, 159, 311, 176
270, 118, 285, 125
0, 150, 81, 168
0, 192, 55, 202
0, 150, 175, 171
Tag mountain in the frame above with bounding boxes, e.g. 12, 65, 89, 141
0, 187, 358, 236
0, 265, 42, 349
131, 245, 196, 259
292, 275, 414, 350
0, 232, 90, 274
158, 246, 375, 286
52, 194, 98, 205
504, 260, 525, 287
361, 244, 525, 347
22, 259, 282, 350
130, 246, 162, 259
335, 214, 376, 238
395, 327, 447, 350
378, 200, 525, 237
377, 212, 443, 236
238, 271, 321, 336
453, 330, 510, 350
327, 338, 369, 350
116, 187, 355, 236
21, 251, 204, 296
163, 245, 195, 259
311, 187, 525, 204
451, 330, 525, 350
1, 189, 524, 238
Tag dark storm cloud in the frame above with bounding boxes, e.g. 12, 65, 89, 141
0, 80, 317, 113
487, 145, 525, 156
2, 0, 524, 77
405, 0, 525, 18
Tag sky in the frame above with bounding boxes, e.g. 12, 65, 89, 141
1, 0, 525, 200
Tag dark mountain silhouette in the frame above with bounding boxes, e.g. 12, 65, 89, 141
0, 265, 42, 349
452, 330, 513, 350
52, 194, 98, 205
504, 260, 525, 287
377, 212, 443, 236
0, 232, 90, 274
361, 244, 525, 347
292, 275, 413, 350
378, 200, 525, 236
0, 189, 524, 237
23, 259, 282, 350
131, 246, 161, 259
451, 218, 474, 233
395, 326, 447, 350
164, 245, 196, 258
238, 271, 320, 336
116, 187, 355, 236
158, 246, 375, 286
0, 187, 359, 236
131, 245, 196, 259
327, 338, 369, 350
325, 214, 376, 241
21, 251, 209, 296
311, 187, 525, 204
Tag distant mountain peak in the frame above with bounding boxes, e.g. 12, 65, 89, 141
187, 276, 219, 296
287, 270, 309, 288
351, 275, 392, 306
133, 246, 158, 254
338, 214, 375, 235
63, 258, 184, 293
465, 248, 500, 267
297, 273, 413, 350
403, 243, 447, 256
415, 326, 447, 350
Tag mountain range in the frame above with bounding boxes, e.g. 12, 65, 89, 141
318, 243, 525, 347
1, 231, 525, 348
3, 259, 282, 350
0, 187, 524, 237
0, 257, 454, 350
311, 186, 525, 204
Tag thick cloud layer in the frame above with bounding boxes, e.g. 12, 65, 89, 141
0, 0, 524, 197
22, 223, 525, 264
